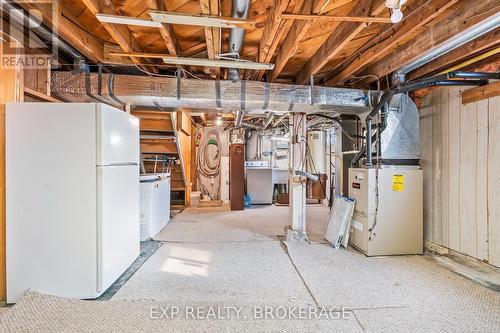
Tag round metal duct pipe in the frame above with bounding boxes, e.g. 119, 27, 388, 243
227, 0, 250, 81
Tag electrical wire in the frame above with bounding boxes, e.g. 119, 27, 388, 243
134, 64, 178, 78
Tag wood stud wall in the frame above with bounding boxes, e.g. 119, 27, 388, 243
420, 86, 500, 267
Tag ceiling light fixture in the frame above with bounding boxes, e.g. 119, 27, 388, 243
385, 0, 405, 24
390, 8, 403, 23
215, 114, 223, 126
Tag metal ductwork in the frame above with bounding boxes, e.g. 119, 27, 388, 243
227, 0, 250, 81
234, 109, 244, 127
399, 11, 500, 77
262, 112, 275, 129
51, 72, 373, 115
352, 71, 499, 167
241, 121, 260, 129
378, 94, 420, 162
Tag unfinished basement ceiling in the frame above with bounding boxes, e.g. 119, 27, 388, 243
22, 0, 500, 87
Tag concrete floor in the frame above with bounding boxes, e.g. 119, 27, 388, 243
1, 205, 499, 332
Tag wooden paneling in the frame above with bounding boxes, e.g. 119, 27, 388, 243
172, 112, 192, 206
488, 95, 500, 267
420, 86, 500, 267
0, 41, 24, 301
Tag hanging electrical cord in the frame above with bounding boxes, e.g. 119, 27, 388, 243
368, 97, 384, 240
196, 128, 221, 200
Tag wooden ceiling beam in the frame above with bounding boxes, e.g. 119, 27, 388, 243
324, 0, 459, 86
253, 0, 294, 80
281, 13, 391, 23
462, 81, 500, 105
200, 0, 220, 78
22, 2, 105, 63
149, 11, 256, 29
153, 0, 182, 56
80, 0, 155, 70
355, 0, 500, 86
268, 0, 330, 82
295, 0, 386, 85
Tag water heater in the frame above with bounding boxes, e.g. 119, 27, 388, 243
307, 130, 326, 174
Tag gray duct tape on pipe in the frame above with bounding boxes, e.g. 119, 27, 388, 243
107, 74, 126, 107
240, 80, 246, 111
215, 80, 222, 109
288, 85, 296, 112
262, 83, 270, 110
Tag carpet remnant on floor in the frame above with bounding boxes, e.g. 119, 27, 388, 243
283, 242, 500, 332
112, 241, 316, 306
3, 205, 499, 332
154, 205, 329, 243
0, 292, 362, 333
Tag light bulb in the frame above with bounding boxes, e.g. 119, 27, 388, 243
390, 8, 403, 23
215, 114, 223, 126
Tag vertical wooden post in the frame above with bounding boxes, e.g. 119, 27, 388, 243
0, 41, 24, 302
287, 113, 308, 241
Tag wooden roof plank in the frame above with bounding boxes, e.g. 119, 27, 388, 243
80, 0, 156, 70
200, 0, 220, 78
24, 2, 105, 63
268, 0, 330, 82
325, 0, 459, 86
153, 0, 182, 56
358, 0, 500, 86
407, 29, 500, 80
295, 0, 386, 85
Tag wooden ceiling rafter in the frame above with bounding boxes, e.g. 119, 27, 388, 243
356, 0, 500, 86
268, 0, 330, 82
21, 2, 106, 63
281, 12, 391, 23
252, 0, 296, 81
200, 0, 221, 78
324, 0, 460, 86
153, 0, 182, 56
79, 0, 157, 72
295, 0, 386, 85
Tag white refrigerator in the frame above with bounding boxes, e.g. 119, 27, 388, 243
6, 103, 140, 303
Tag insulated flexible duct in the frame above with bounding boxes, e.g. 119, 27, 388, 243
51, 72, 372, 115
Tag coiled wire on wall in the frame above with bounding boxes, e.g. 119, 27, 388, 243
196, 128, 221, 199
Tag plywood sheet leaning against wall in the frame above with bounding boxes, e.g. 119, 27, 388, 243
0, 41, 24, 301
419, 86, 500, 267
